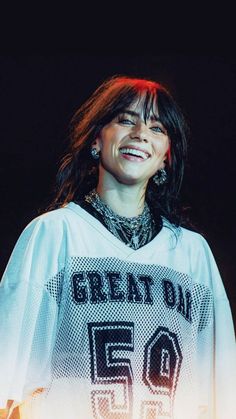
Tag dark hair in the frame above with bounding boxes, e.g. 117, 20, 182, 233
46, 75, 189, 226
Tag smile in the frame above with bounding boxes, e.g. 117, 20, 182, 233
119, 147, 150, 160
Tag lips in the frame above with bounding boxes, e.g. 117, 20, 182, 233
119, 146, 150, 160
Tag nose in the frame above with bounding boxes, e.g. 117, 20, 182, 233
130, 122, 148, 143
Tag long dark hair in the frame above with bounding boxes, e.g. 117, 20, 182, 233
46, 75, 189, 226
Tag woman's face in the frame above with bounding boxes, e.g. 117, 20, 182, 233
94, 96, 170, 187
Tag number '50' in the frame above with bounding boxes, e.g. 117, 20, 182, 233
88, 322, 182, 418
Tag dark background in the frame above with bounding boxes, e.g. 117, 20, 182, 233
0, 53, 235, 328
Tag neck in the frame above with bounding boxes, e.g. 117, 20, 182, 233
96, 181, 147, 218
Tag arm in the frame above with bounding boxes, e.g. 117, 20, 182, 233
195, 236, 236, 418
0, 213, 65, 410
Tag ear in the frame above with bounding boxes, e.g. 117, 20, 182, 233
91, 137, 102, 152
160, 157, 167, 170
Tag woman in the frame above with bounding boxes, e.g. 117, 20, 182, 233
0, 75, 235, 419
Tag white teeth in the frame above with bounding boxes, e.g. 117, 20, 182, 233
119, 148, 149, 159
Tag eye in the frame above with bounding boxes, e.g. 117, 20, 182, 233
118, 118, 135, 125
150, 125, 165, 134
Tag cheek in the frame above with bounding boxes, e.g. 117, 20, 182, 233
162, 137, 171, 160
154, 140, 169, 158
100, 130, 120, 152
100, 139, 117, 162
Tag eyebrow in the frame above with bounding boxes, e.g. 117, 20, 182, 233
121, 109, 163, 124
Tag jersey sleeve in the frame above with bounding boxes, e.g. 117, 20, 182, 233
0, 213, 66, 409
195, 236, 236, 418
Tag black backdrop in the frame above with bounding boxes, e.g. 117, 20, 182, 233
0, 53, 235, 328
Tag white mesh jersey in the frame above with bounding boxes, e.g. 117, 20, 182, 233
0, 202, 235, 419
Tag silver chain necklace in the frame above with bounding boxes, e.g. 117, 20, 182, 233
84, 189, 154, 250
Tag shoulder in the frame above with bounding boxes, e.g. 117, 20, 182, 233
31, 205, 73, 223
19, 202, 91, 247
1, 207, 73, 286
178, 226, 230, 298
179, 226, 208, 246
12, 206, 75, 256
162, 218, 205, 246
163, 221, 216, 264
162, 218, 209, 251
23, 205, 77, 233
177, 225, 214, 256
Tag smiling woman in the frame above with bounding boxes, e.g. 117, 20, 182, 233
93, 98, 170, 203
0, 75, 235, 419
49, 76, 188, 225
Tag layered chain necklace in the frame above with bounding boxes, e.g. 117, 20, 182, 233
84, 189, 155, 250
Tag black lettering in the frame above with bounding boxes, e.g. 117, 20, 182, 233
163, 279, 176, 308
162, 350, 170, 376
127, 273, 143, 303
87, 272, 107, 303
185, 291, 192, 322
72, 272, 87, 303
177, 285, 185, 317
143, 327, 182, 394
139, 275, 154, 304
106, 272, 125, 302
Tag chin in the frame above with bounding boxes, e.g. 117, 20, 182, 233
116, 174, 148, 186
